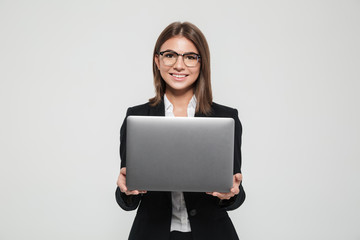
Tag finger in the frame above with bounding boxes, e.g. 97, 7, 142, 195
230, 186, 240, 195
118, 167, 128, 192
117, 180, 127, 192
117, 176, 128, 192
125, 189, 148, 195
234, 173, 242, 182
217, 193, 233, 200
215, 192, 233, 200
232, 174, 242, 190
125, 190, 139, 195
119, 184, 128, 193
211, 192, 220, 197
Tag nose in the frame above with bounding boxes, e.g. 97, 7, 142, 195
173, 55, 186, 71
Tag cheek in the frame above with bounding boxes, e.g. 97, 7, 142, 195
191, 68, 201, 79
159, 66, 170, 79
161, 65, 169, 71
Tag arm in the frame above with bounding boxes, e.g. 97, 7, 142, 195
207, 108, 246, 210
115, 108, 145, 211
219, 178, 246, 211
115, 187, 142, 211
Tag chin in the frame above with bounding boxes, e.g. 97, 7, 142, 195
168, 83, 195, 92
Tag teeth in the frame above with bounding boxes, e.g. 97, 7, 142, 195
172, 74, 186, 78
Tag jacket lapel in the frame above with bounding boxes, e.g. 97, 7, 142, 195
149, 100, 165, 116
195, 106, 214, 117
195, 112, 206, 117
150, 97, 213, 118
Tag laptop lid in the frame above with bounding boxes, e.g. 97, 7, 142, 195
126, 116, 234, 192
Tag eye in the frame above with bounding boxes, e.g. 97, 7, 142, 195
185, 54, 197, 60
164, 52, 176, 58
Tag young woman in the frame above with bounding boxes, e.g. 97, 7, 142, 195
116, 22, 245, 240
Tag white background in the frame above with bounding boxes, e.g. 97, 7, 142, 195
1, 0, 359, 239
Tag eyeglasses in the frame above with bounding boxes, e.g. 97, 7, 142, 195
158, 50, 201, 67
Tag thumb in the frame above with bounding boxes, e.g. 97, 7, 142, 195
234, 173, 242, 182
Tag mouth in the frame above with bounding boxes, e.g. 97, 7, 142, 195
170, 73, 189, 80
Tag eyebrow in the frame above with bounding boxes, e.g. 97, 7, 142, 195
161, 49, 199, 55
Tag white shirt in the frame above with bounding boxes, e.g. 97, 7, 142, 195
164, 94, 196, 233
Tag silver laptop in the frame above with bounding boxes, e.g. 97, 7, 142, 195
126, 116, 234, 192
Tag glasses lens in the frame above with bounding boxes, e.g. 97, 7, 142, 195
183, 53, 199, 67
161, 51, 177, 66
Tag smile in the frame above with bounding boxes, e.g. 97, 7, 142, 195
170, 73, 188, 78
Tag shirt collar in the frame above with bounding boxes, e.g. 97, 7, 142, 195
164, 94, 197, 112
164, 94, 173, 112
188, 94, 197, 110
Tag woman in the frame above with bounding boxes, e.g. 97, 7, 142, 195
116, 22, 245, 240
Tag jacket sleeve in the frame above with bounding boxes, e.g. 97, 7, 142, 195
219, 108, 246, 210
115, 187, 141, 211
115, 107, 142, 211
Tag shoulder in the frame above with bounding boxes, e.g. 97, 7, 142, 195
211, 102, 239, 117
126, 102, 151, 116
125, 100, 164, 116
212, 102, 243, 136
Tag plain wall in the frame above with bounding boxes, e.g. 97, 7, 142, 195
0, 0, 359, 239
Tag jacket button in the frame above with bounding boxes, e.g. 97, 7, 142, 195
189, 209, 197, 217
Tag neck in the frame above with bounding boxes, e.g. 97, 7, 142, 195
165, 87, 194, 117
165, 87, 194, 109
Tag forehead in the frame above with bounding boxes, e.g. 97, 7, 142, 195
160, 36, 198, 53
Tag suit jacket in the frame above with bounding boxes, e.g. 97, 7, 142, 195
115, 100, 245, 240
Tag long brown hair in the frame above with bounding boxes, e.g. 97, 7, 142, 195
149, 22, 213, 115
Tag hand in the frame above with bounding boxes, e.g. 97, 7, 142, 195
206, 173, 242, 200
117, 167, 147, 195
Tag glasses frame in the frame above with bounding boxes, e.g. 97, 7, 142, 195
158, 50, 201, 67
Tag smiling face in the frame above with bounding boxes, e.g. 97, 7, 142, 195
155, 36, 201, 95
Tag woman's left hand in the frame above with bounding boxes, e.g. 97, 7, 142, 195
206, 173, 242, 200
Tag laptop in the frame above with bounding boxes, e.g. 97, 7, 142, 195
125, 116, 234, 192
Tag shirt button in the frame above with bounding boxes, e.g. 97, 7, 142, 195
189, 209, 197, 217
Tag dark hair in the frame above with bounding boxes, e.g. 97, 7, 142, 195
149, 22, 213, 115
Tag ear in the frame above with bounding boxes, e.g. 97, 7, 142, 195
154, 54, 160, 69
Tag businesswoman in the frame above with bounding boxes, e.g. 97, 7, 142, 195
116, 22, 245, 240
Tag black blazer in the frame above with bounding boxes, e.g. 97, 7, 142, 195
115, 100, 245, 240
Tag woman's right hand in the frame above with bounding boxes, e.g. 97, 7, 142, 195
117, 167, 147, 195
